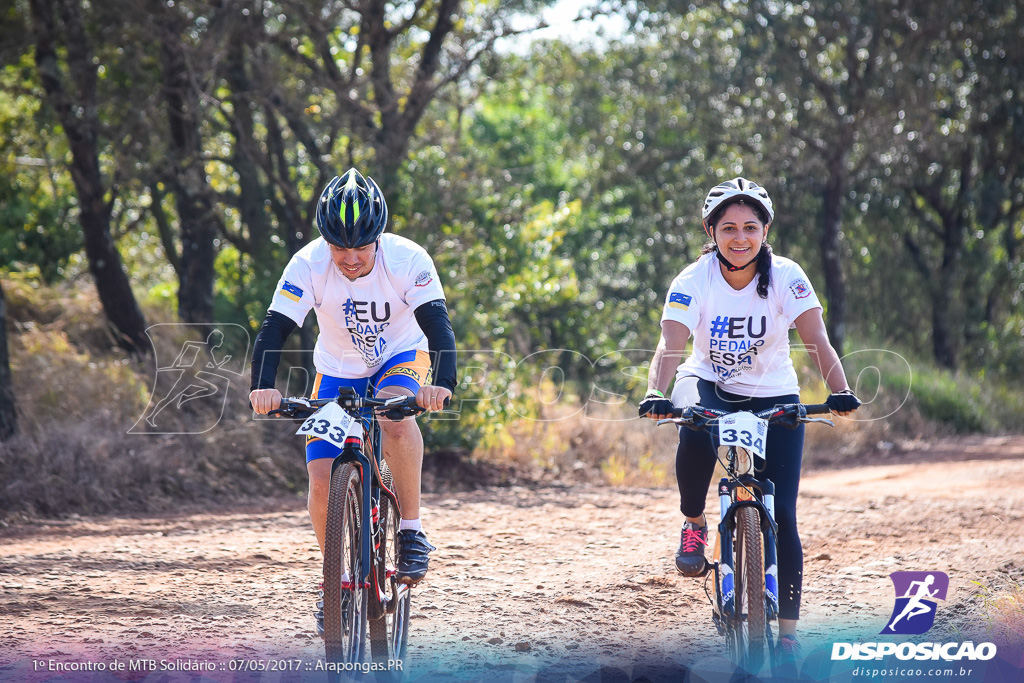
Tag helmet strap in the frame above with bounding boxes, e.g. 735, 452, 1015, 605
715, 244, 762, 272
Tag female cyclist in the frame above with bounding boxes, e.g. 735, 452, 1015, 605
639, 177, 860, 656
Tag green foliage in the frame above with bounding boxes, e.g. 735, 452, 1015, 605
0, 59, 81, 280
822, 339, 1024, 436
2, 0, 1023, 481
911, 372, 987, 434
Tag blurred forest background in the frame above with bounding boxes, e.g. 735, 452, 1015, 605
1, 0, 1022, 516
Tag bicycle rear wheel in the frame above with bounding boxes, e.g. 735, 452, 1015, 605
369, 461, 411, 665
733, 505, 766, 671
324, 463, 368, 663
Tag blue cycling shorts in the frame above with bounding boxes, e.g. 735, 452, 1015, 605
304, 350, 430, 462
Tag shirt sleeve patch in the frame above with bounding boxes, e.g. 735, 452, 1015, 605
788, 278, 811, 300
668, 292, 692, 310
414, 270, 435, 287
280, 280, 304, 302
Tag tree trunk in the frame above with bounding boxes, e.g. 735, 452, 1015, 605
159, 18, 217, 324
225, 27, 275, 283
820, 164, 847, 357
0, 280, 17, 440
29, 0, 149, 353
930, 287, 958, 370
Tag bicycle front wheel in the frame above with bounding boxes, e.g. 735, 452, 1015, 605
369, 461, 411, 665
324, 463, 368, 663
733, 505, 766, 671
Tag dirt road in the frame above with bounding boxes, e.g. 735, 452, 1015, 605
2, 436, 1023, 682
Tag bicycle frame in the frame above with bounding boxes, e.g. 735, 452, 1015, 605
714, 469, 780, 622
660, 403, 832, 670
329, 403, 405, 611
270, 387, 420, 662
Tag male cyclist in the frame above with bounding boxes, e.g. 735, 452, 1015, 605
248, 168, 457, 636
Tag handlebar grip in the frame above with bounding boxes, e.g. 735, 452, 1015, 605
803, 403, 832, 415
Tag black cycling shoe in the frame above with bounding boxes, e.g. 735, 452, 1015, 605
396, 529, 436, 585
675, 521, 709, 576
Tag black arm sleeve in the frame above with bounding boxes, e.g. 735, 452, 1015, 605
413, 299, 458, 394
250, 310, 298, 391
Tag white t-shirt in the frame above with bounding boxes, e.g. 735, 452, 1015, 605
661, 252, 822, 397
268, 234, 446, 378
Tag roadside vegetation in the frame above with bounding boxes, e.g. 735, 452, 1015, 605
2, 1, 1022, 517
2, 275, 1022, 519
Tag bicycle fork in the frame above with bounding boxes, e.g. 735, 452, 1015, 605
760, 479, 780, 620
332, 437, 374, 592
713, 477, 781, 621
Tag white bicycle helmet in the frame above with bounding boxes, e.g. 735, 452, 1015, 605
701, 177, 774, 237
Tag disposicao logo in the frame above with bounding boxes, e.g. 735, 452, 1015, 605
831, 570, 997, 663
881, 571, 949, 635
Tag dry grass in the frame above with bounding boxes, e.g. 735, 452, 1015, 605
987, 586, 1024, 642
971, 579, 1024, 646
3, 276, 1002, 518
1, 279, 306, 519
472, 401, 679, 488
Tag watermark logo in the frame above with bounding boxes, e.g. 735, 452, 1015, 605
130, 324, 250, 434
831, 570, 997, 667
881, 571, 949, 635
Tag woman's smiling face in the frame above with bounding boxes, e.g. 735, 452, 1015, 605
712, 202, 769, 268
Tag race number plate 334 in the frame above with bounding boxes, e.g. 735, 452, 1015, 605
717, 411, 768, 460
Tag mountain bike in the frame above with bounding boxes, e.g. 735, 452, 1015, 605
660, 402, 833, 672
271, 387, 423, 670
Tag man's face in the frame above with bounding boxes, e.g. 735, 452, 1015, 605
330, 242, 377, 280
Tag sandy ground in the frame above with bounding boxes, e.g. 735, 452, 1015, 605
2, 436, 1024, 682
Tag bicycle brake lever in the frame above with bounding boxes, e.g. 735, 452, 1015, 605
802, 417, 835, 427
268, 396, 319, 419
380, 398, 421, 422
381, 408, 411, 422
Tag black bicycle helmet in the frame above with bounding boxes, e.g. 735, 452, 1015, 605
315, 168, 389, 248
701, 177, 774, 237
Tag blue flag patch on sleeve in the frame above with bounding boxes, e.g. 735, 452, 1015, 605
668, 292, 692, 310
280, 281, 304, 302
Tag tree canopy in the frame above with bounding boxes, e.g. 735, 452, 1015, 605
2, 0, 1022, 444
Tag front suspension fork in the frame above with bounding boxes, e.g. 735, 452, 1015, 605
714, 476, 780, 620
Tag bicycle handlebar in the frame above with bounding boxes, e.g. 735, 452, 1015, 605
268, 387, 424, 422
659, 402, 833, 431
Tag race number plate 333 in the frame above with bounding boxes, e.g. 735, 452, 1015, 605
294, 402, 364, 446
717, 411, 768, 460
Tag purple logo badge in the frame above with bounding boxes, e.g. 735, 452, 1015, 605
881, 571, 949, 635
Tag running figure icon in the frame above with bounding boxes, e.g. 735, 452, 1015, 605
887, 575, 938, 630
130, 323, 250, 435
881, 571, 949, 635
145, 329, 233, 427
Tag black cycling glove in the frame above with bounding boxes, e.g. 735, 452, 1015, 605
639, 391, 675, 417
826, 389, 861, 413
